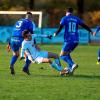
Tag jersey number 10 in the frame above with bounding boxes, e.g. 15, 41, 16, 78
68, 22, 76, 33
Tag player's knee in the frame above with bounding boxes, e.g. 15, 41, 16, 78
47, 59, 51, 62
13, 52, 19, 57
60, 51, 69, 56
55, 54, 59, 59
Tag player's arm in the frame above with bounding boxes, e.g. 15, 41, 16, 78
6, 42, 11, 52
35, 44, 41, 51
53, 25, 63, 37
20, 43, 27, 60
28, 21, 36, 34
81, 23, 93, 35
32, 34, 52, 39
6, 37, 11, 52
93, 26, 100, 36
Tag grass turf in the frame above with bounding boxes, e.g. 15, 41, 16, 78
0, 44, 100, 100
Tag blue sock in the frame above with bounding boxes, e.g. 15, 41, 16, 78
51, 61, 62, 71
10, 55, 18, 67
98, 48, 100, 57
98, 48, 100, 61
23, 57, 31, 71
60, 54, 74, 68
54, 58, 61, 66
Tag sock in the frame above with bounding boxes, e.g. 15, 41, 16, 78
60, 54, 74, 68
54, 58, 61, 66
54, 58, 63, 70
50, 61, 62, 71
23, 57, 31, 71
98, 48, 100, 61
10, 55, 18, 67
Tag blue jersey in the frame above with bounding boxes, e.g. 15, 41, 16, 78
60, 14, 84, 42
10, 18, 35, 52
96, 26, 100, 33
12, 18, 35, 37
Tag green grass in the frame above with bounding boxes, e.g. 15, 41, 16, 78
0, 44, 100, 100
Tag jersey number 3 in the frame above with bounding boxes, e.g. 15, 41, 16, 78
16, 21, 23, 28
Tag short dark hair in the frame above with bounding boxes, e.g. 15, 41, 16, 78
22, 30, 29, 38
26, 11, 33, 19
67, 7, 73, 13
26, 11, 32, 15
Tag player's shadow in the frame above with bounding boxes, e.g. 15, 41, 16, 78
70, 74, 100, 80
32, 74, 100, 80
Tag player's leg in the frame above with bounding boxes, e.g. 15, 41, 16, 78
36, 51, 63, 71
97, 48, 100, 64
60, 42, 78, 74
48, 52, 64, 71
22, 57, 31, 75
10, 41, 20, 75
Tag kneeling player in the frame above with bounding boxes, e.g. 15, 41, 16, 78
20, 30, 67, 75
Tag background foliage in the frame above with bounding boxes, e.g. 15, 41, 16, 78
0, 0, 100, 27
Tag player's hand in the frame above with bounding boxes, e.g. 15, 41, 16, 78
20, 57, 25, 60
6, 44, 11, 52
93, 32, 96, 36
53, 33, 56, 37
47, 35, 53, 39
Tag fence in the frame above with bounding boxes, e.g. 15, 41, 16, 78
0, 26, 99, 44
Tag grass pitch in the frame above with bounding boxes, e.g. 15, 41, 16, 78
0, 44, 100, 100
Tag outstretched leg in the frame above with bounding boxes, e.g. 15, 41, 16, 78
48, 52, 63, 71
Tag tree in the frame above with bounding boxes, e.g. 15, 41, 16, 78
29, 0, 35, 10
76, 0, 84, 18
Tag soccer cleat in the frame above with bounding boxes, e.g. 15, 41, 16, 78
60, 68, 69, 76
22, 68, 30, 75
96, 61, 100, 65
10, 65, 15, 75
70, 64, 78, 74
97, 58, 100, 64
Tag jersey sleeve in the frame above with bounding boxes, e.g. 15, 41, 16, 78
77, 17, 84, 25
28, 21, 36, 34
32, 34, 49, 38
60, 17, 65, 26
96, 26, 100, 33
32, 22, 36, 31
20, 42, 27, 57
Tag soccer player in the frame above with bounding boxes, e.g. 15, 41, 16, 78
53, 7, 93, 75
8, 11, 36, 75
93, 26, 100, 64
20, 30, 67, 75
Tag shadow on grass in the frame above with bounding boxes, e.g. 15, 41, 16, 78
71, 74, 100, 80
29, 74, 100, 80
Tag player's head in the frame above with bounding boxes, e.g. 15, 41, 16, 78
22, 30, 32, 40
67, 7, 73, 13
25, 11, 33, 20
66, 7, 73, 16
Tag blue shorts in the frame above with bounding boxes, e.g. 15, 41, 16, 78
62, 42, 78, 53
10, 37, 23, 52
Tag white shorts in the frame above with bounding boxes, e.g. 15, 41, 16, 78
34, 51, 48, 64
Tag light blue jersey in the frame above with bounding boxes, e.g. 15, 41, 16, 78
60, 14, 84, 42
20, 34, 49, 63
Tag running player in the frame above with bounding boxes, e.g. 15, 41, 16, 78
93, 26, 100, 64
8, 11, 36, 75
53, 7, 93, 75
